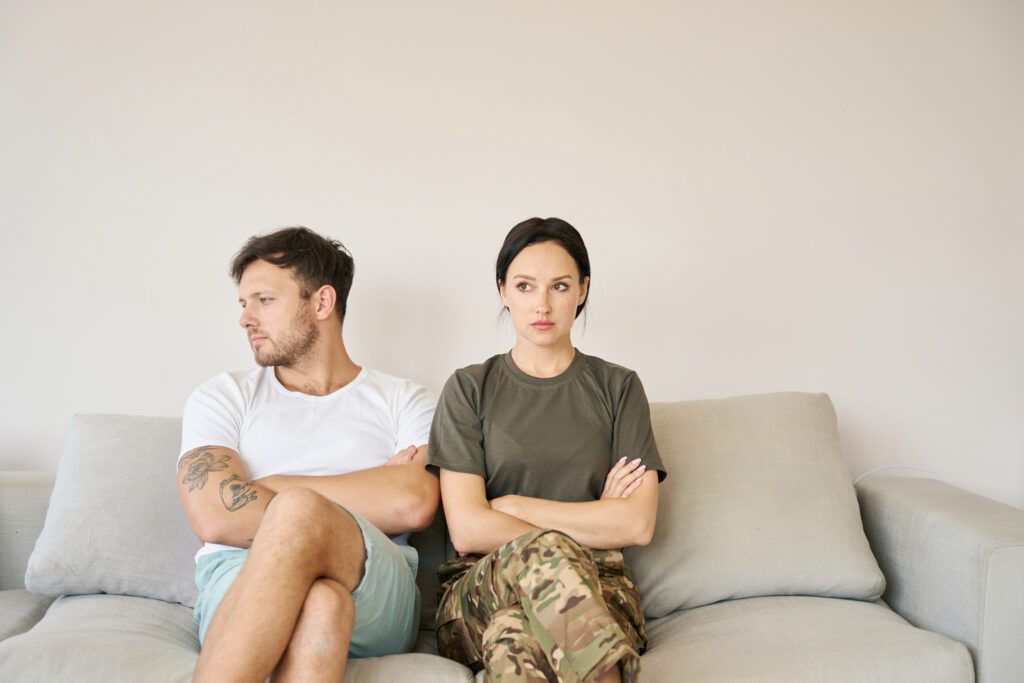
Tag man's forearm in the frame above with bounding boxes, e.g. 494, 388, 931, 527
258, 463, 438, 536
177, 446, 275, 548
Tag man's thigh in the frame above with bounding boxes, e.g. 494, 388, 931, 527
192, 507, 420, 658
344, 505, 421, 658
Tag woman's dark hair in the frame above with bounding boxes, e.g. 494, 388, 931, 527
230, 226, 355, 323
495, 217, 591, 319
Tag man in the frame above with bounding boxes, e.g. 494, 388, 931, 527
176, 227, 438, 683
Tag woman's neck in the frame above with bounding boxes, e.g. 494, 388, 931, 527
510, 341, 576, 378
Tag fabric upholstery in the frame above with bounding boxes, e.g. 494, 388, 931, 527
626, 392, 885, 617
641, 595, 973, 682
858, 475, 1024, 683
0, 472, 54, 591
0, 594, 199, 682
0, 589, 54, 642
0, 593, 473, 683
24, 415, 200, 606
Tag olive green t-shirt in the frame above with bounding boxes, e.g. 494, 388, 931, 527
427, 350, 665, 502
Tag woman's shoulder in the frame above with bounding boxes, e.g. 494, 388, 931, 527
441, 354, 507, 396
577, 350, 642, 387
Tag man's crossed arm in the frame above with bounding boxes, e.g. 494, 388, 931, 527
176, 445, 439, 547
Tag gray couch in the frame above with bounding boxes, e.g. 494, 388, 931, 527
1, 392, 1022, 682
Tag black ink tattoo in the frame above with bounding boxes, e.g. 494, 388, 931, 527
219, 474, 258, 512
180, 449, 230, 492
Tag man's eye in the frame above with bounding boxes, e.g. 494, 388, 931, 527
259, 298, 273, 304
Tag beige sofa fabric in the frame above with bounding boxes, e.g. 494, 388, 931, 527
858, 476, 1024, 683
24, 415, 200, 606
627, 393, 885, 618
0, 594, 199, 682
641, 596, 973, 682
0, 472, 54, 591
0, 590, 54, 642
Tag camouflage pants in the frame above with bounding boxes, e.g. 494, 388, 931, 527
436, 530, 646, 682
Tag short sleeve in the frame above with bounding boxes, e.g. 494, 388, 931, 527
612, 373, 667, 482
426, 371, 486, 478
394, 381, 436, 449
178, 373, 246, 467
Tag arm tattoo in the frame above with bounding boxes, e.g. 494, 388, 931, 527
220, 474, 259, 512
180, 448, 231, 492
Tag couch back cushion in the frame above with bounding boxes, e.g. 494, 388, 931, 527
25, 415, 201, 606
0, 472, 56, 591
24, 414, 449, 623
625, 392, 885, 619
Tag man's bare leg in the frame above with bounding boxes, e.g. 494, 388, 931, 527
193, 488, 367, 683
273, 578, 355, 683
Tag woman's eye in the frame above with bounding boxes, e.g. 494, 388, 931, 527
516, 282, 530, 292
553, 283, 569, 291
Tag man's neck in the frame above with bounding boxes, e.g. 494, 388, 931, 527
274, 340, 361, 396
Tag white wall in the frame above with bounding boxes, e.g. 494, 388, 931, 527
2, 1, 1021, 507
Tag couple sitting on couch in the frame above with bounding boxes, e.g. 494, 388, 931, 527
175, 219, 667, 683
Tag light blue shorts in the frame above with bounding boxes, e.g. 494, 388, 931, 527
193, 506, 420, 658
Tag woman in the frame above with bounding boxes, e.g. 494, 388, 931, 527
427, 217, 665, 683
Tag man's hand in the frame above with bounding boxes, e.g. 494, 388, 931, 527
385, 445, 420, 467
601, 457, 646, 499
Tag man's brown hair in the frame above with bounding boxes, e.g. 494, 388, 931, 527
230, 226, 355, 323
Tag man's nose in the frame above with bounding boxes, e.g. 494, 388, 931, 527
239, 308, 256, 329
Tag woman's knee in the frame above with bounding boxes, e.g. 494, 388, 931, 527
522, 529, 589, 560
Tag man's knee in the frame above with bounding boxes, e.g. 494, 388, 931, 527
257, 489, 361, 553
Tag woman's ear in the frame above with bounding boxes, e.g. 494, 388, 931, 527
578, 276, 590, 306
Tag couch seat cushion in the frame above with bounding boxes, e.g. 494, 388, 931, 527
0, 594, 198, 682
0, 595, 472, 683
347, 650, 473, 682
0, 590, 54, 641
641, 596, 973, 682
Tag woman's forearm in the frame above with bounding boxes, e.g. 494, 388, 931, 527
447, 505, 539, 556
491, 496, 654, 550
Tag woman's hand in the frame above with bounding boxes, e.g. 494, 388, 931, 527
601, 457, 646, 499
489, 494, 521, 517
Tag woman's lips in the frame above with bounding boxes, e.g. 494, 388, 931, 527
531, 322, 554, 330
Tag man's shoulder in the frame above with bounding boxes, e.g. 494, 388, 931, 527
359, 367, 433, 404
189, 367, 267, 403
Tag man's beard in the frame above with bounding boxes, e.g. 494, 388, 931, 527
254, 308, 320, 367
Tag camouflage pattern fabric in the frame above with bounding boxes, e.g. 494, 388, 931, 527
436, 529, 646, 682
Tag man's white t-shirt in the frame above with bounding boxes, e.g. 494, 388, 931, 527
179, 366, 435, 560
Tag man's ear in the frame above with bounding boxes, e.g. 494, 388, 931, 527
313, 285, 337, 321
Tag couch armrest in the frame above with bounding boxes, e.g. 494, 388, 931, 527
0, 472, 54, 591
857, 476, 1024, 683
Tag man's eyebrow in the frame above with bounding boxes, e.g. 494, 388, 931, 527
238, 290, 275, 302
